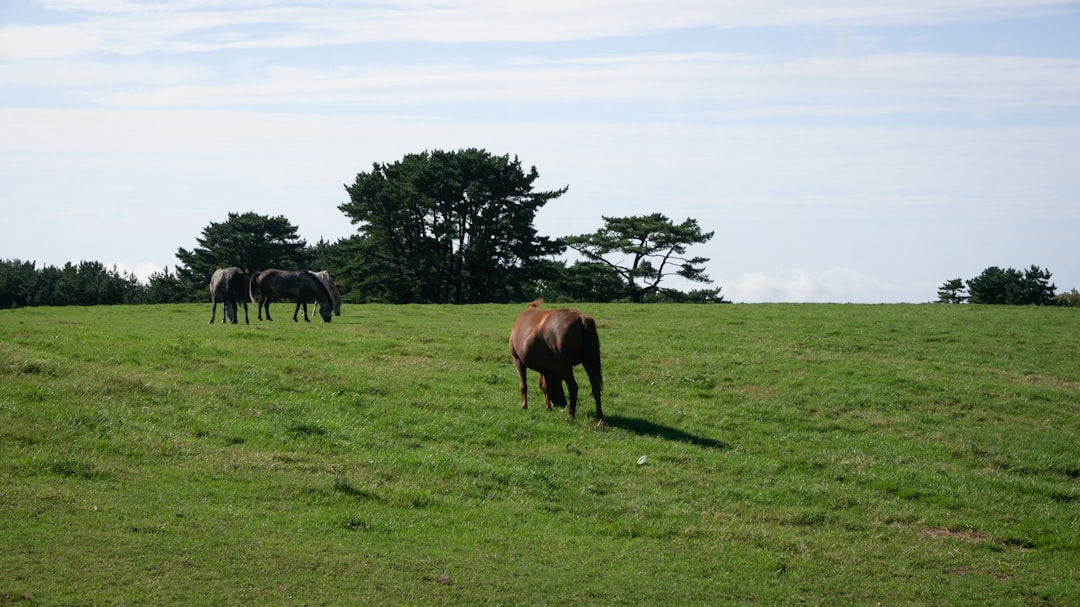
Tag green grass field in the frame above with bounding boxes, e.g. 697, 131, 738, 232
1, 303, 1078, 606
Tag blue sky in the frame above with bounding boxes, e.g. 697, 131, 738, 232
2, 1, 1078, 302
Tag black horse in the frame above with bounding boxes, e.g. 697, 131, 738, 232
249, 269, 334, 323
209, 267, 249, 324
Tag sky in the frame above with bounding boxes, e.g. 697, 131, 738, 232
2, 1, 1078, 303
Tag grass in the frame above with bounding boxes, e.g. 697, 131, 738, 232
1, 302, 1078, 606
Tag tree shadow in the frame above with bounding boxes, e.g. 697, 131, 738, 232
603, 415, 726, 449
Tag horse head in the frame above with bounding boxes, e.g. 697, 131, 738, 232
303, 269, 334, 323
317, 302, 333, 322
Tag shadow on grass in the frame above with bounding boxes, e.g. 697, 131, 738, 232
604, 415, 726, 449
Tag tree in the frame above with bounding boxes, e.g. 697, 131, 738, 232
966, 265, 1056, 305
1018, 265, 1056, 305
936, 278, 967, 304
1055, 288, 1079, 307
535, 259, 630, 300
562, 213, 715, 303
340, 149, 566, 303
304, 238, 354, 302
642, 287, 727, 304
145, 267, 190, 304
175, 212, 308, 299
0, 259, 38, 308
967, 266, 1019, 304
0, 259, 144, 307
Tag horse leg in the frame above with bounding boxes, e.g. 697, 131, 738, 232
590, 379, 603, 424
293, 301, 310, 322
565, 371, 579, 418
241, 302, 249, 325
539, 375, 551, 411
544, 374, 569, 412
263, 297, 273, 321
513, 358, 528, 410
209, 301, 217, 324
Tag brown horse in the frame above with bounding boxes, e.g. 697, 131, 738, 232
209, 267, 249, 324
249, 269, 334, 323
509, 299, 604, 423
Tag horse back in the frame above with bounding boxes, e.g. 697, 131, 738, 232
211, 267, 246, 298
511, 305, 589, 372
225, 269, 248, 300
254, 269, 332, 314
210, 268, 225, 298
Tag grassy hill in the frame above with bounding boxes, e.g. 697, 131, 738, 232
1, 303, 1078, 606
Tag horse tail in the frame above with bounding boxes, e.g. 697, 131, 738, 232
580, 315, 603, 392
249, 271, 260, 303
580, 314, 604, 422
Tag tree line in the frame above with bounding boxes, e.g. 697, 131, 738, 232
6, 148, 1073, 309
3, 149, 723, 309
0, 260, 143, 308
937, 265, 1075, 306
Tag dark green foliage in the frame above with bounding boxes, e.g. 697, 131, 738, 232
936, 277, 967, 303
939, 266, 1064, 305
339, 148, 566, 303
0, 258, 145, 307
542, 261, 629, 302
965, 265, 1057, 305
144, 266, 190, 303
0, 259, 38, 308
562, 213, 716, 303
641, 286, 727, 303
305, 237, 346, 280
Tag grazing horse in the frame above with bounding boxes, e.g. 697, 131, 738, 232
209, 267, 249, 324
249, 269, 334, 323
311, 270, 342, 316
509, 299, 604, 423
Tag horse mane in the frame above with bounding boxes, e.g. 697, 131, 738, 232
303, 269, 334, 304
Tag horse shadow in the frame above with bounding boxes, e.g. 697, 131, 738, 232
603, 415, 726, 449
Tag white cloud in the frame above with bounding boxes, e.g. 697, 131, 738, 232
0, 57, 205, 88
724, 268, 909, 303
4, 0, 1075, 60
9, 51, 1076, 118
112, 261, 166, 283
